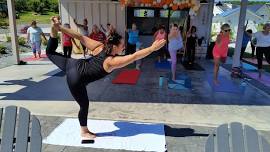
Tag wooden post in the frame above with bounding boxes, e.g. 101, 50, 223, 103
206, 0, 214, 45
232, 0, 248, 68
7, 0, 20, 64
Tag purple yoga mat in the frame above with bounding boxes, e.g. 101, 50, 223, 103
208, 76, 243, 93
243, 58, 268, 65
245, 72, 270, 87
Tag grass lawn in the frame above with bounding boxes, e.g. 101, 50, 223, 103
0, 11, 59, 25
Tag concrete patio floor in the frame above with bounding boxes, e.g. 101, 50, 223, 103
0, 52, 270, 151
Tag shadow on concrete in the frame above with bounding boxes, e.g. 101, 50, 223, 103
164, 125, 209, 137
95, 122, 208, 138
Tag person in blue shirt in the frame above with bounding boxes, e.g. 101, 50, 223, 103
126, 23, 139, 55
27, 20, 47, 58
240, 29, 252, 60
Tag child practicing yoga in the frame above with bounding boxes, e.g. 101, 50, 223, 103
212, 23, 231, 85
47, 16, 166, 143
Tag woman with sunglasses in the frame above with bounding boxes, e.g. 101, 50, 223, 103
47, 16, 166, 143
212, 23, 231, 85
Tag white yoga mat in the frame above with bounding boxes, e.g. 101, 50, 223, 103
43, 119, 166, 152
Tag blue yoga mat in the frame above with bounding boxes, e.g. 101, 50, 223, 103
168, 80, 189, 90
166, 73, 189, 80
166, 73, 192, 90
242, 63, 257, 71
155, 60, 171, 70
208, 76, 244, 93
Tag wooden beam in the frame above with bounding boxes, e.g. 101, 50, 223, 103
206, 0, 214, 45
7, 0, 20, 64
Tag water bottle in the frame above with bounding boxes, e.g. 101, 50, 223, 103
159, 76, 164, 88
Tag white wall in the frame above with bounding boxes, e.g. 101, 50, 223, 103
59, 0, 126, 37
60, 0, 212, 46
191, 3, 213, 43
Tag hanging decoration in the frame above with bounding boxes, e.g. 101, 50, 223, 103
120, 0, 201, 12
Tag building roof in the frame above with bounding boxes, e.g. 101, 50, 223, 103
248, 4, 264, 12
218, 4, 268, 18
214, 6, 264, 21
219, 7, 240, 17
215, 4, 231, 12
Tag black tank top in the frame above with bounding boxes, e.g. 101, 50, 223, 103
79, 50, 111, 84
187, 35, 197, 49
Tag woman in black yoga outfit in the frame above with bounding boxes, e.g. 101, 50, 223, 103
47, 17, 166, 142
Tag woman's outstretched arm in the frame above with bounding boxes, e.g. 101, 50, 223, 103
104, 39, 166, 72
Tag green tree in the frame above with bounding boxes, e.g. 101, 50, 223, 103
15, 0, 28, 12
26, 0, 58, 14
27, 0, 45, 14
50, 0, 59, 12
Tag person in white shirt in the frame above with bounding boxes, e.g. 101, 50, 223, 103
27, 20, 47, 58
251, 23, 270, 77
168, 24, 183, 81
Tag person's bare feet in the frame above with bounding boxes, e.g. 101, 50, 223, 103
50, 16, 61, 38
213, 79, 219, 85
81, 127, 96, 140
51, 16, 61, 29
81, 131, 97, 140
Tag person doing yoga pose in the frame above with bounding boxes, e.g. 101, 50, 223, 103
47, 16, 166, 143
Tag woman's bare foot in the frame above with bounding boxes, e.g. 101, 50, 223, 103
81, 127, 96, 140
81, 131, 97, 140
50, 16, 61, 38
213, 79, 219, 85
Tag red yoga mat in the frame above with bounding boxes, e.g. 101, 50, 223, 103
112, 69, 141, 85
21, 54, 47, 62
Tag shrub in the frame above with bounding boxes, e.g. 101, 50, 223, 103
15, 0, 28, 13
27, 0, 45, 14
18, 37, 27, 45
50, 0, 59, 12
0, 21, 9, 27
6, 35, 11, 42
0, 44, 7, 54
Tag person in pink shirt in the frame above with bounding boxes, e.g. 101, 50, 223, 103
62, 23, 79, 58
213, 23, 231, 84
154, 25, 167, 62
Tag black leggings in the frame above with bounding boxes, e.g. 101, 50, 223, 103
46, 38, 89, 126
256, 46, 270, 69
63, 46, 72, 58
186, 46, 196, 63
251, 43, 256, 57
240, 46, 247, 60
